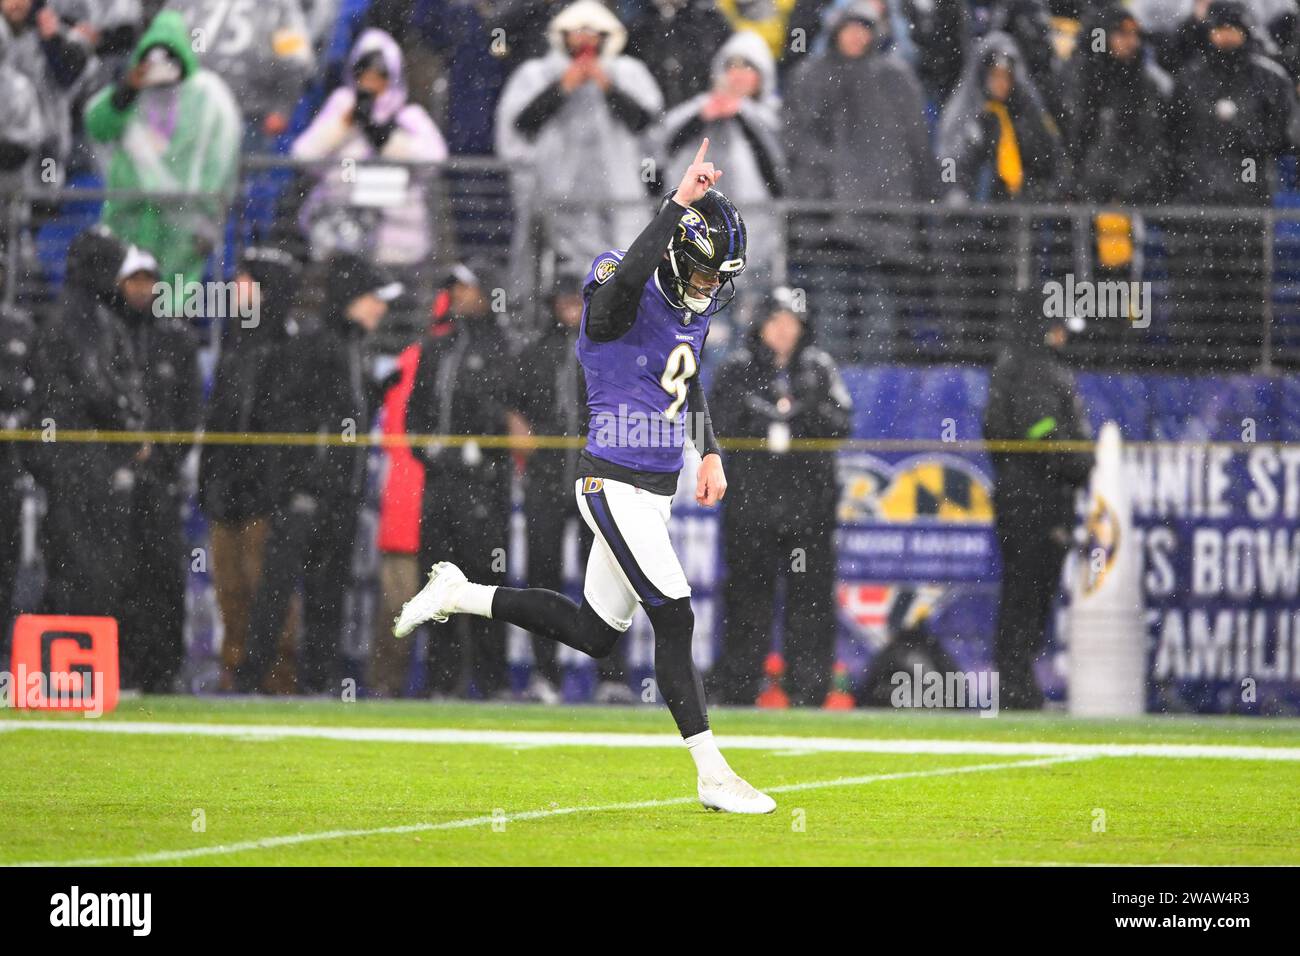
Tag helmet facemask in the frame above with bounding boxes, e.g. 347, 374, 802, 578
666, 246, 745, 316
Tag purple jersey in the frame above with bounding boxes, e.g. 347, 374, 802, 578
576, 249, 712, 474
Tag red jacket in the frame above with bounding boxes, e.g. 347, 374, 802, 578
377, 343, 425, 554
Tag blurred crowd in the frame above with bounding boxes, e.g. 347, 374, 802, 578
3, 227, 880, 704
1, 1, 1298, 316
0, 0, 1294, 704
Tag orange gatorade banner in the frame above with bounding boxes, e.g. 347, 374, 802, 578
7, 615, 120, 715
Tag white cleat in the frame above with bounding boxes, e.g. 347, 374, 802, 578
698, 772, 777, 814
393, 562, 468, 638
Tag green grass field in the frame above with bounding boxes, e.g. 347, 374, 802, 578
3, 697, 1299, 866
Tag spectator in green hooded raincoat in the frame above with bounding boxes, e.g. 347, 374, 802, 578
84, 10, 241, 304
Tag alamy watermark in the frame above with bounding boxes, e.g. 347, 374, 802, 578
151, 275, 260, 328
0, 666, 106, 717
590, 406, 714, 453
50, 886, 151, 936
1043, 274, 1151, 329
890, 665, 1000, 717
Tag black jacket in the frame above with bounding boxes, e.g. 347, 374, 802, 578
0, 310, 33, 428
710, 334, 852, 527
515, 321, 581, 490
262, 314, 383, 508
29, 231, 146, 485
199, 330, 293, 521
199, 262, 299, 522
123, 308, 201, 489
1063, 13, 1174, 204
405, 316, 524, 485
1170, 45, 1295, 205
0, 309, 33, 485
983, 342, 1092, 535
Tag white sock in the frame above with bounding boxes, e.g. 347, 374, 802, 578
455, 582, 498, 618
684, 729, 732, 779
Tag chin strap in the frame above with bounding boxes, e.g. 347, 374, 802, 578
657, 261, 687, 310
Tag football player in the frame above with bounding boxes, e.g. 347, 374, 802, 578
395, 140, 775, 814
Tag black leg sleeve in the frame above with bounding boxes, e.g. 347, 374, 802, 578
491, 587, 622, 660
646, 597, 710, 739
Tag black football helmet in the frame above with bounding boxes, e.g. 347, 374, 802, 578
658, 187, 747, 315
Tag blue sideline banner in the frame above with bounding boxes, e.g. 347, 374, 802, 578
175, 365, 1300, 715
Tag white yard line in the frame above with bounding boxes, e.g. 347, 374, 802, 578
5, 754, 1089, 867
3, 718, 1299, 761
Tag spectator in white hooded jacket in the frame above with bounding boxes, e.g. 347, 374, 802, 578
496, 0, 663, 311
292, 28, 448, 269
657, 30, 785, 295
0, 0, 95, 180
0, 17, 46, 191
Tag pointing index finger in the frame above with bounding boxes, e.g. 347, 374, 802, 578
692, 138, 710, 167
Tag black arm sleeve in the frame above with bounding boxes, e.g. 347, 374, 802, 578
605, 86, 653, 132
585, 200, 684, 342
687, 373, 722, 459
514, 82, 566, 137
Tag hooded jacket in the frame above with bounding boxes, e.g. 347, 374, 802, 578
0, 23, 46, 186
199, 249, 301, 522
495, 1, 664, 297
0, 2, 92, 172
28, 228, 146, 484
292, 28, 448, 266
658, 30, 784, 203
1061, 6, 1174, 204
937, 32, 1065, 202
84, 11, 242, 294
495, 0, 663, 204
983, 312, 1092, 536
784, 0, 936, 259
1168, 9, 1296, 204
987, 0, 1066, 122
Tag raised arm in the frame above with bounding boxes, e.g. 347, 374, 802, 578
584, 202, 684, 342
586, 139, 723, 343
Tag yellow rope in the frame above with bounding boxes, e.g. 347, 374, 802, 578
0, 429, 1289, 454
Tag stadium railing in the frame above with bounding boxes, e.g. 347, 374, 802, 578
4, 158, 1299, 371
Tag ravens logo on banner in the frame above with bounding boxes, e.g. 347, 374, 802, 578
836, 454, 995, 647
1081, 496, 1119, 595
839, 455, 993, 523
